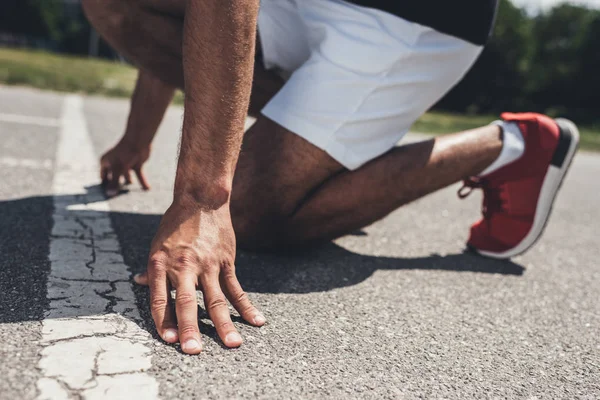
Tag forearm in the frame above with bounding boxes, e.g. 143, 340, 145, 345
175, 0, 259, 207
120, 69, 176, 150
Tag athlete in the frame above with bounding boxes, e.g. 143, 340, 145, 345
82, 0, 580, 354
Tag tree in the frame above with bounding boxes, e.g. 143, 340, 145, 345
0, 0, 64, 42
0, 0, 90, 54
436, 0, 533, 114
528, 4, 600, 120
575, 15, 600, 119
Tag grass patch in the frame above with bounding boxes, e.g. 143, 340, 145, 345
413, 112, 495, 134
0, 48, 137, 97
579, 126, 600, 152
0, 47, 184, 103
1, 47, 598, 151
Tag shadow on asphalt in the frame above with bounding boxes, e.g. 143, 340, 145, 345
0, 193, 524, 330
107, 209, 524, 294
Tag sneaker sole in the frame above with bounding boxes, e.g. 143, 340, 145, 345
472, 118, 580, 260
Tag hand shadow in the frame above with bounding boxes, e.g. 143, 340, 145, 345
114, 209, 522, 351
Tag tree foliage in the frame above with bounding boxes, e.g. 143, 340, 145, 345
1, 0, 64, 41
0, 0, 89, 53
439, 0, 600, 120
526, 5, 600, 119
438, 0, 532, 113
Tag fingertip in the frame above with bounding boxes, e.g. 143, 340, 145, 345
135, 169, 151, 191
181, 339, 203, 354
252, 313, 266, 327
162, 328, 179, 343
100, 166, 108, 182
224, 332, 243, 348
133, 273, 149, 285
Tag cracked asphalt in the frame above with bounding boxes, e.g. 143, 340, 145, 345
1, 86, 599, 399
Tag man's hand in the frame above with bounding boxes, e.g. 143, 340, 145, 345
134, 200, 265, 354
100, 141, 151, 197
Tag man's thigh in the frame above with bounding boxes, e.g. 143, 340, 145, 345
231, 116, 344, 247
138, 0, 185, 16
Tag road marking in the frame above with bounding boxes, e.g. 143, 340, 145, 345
36, 95, 159, 400
0, 112, 61, 127
0, 156, 53, 170
244, 116, 256, 131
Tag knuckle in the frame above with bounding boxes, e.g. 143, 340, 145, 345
217, 320, 235, 332
177, 324, 199, 336
150, 297, 168, 311
179, 249, 198, 264
206, 296, 228, 312
233, 290, 250, 306
148, 253, 167, 271
171, 264, 190, 275
171, 249, 200, 273
221, 263, 236, 277
176, 291, 198, 307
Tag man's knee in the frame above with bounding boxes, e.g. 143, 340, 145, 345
230, 117, 341, 251
82, 0, 124, 28
82, 0, 136, 46
231, 183, 306, 251
231, 201, 290, 252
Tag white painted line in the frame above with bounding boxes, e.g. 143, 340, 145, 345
244, 116, 256, 131
37, 95, 159, 400
0, 112, 61, 127
0, 156, 53, 170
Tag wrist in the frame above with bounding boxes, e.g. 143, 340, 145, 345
119, 134, 151, 152
173, 174, 232, 211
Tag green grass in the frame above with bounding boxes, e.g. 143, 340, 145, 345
578, 126, 600, 152
0, 48, 137, 97
413, 112, 495, 135
1, 47, 598, 151
0, 48, 185, 103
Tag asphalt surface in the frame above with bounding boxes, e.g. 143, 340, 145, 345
1, 86, 599, 399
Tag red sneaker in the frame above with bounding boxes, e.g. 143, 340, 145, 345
460, 113, 579, 259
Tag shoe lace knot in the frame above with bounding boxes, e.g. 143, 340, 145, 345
458, 177, 506, 219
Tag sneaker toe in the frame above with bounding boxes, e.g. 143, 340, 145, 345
468, 215, 533, 255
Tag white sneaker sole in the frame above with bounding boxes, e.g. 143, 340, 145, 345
472, 118, 580, 260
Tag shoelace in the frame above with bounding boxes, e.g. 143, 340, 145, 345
458, 177, 506, 219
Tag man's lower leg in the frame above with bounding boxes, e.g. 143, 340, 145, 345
281, 125, 504, 246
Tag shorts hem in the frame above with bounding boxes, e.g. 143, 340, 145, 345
261, 104, 366, 171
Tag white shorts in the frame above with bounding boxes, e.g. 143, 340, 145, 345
258, 0, 483, 170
